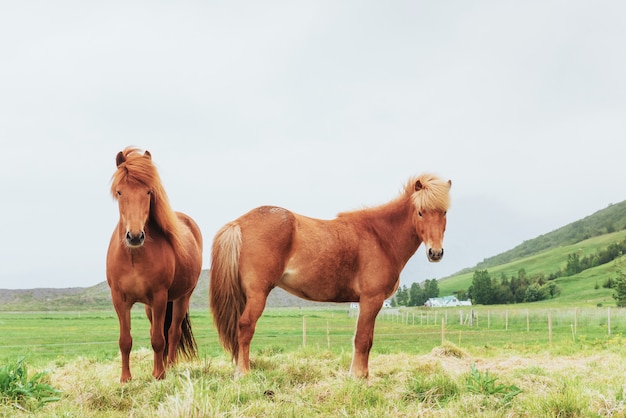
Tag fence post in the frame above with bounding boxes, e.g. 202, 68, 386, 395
441, 316, 445, 345
526, 309, 530, 332
548, 309, 552, 347
459, 310, 463, 325
326, 320, 330, 349
488, 310, 491, 329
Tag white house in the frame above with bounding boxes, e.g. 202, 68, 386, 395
424, 296, 472, 308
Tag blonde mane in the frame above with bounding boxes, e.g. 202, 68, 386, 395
111, 147, 187, 255
407, 173, 451, 212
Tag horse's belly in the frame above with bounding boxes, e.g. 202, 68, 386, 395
278, 268, 358, 303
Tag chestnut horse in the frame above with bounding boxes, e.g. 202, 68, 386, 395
210, 174, 451, 378
106, 147, 203, 382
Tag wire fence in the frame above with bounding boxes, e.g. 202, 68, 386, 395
2, 307, 626, 365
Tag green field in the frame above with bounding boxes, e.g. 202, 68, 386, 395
4, 305, 626, 367
3, 306, 626, 416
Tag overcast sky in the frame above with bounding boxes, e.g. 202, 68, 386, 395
1, 1, 625, 290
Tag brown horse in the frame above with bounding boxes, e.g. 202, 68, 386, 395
106, 147, 203, 382
210, 174, 451, 378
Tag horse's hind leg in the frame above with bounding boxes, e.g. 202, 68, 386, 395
166, 296, 192, 367
350, 297, 383, 379
236, 292, 269, 377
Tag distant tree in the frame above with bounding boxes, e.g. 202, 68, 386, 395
543, 282, 561, 299
424, 279, 440, 299
408, 282, 424, 306
524, 283, 544, 302
454, 290, 469, 301
493, 284, 514, 304
612, 260, 626, 307
603, 277, 616, 289
565, 253, 583, 276
469, 270, 494, 305
394, 285, 410, 306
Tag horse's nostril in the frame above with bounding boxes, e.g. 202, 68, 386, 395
126, 231, 146, 246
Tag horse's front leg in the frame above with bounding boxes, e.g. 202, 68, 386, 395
112, 296, 133, 383
148, 294, 168, 380
350, 297, 383, 379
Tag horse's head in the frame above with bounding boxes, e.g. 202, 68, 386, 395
411, 175, 451, 262
111, 149, 154, 248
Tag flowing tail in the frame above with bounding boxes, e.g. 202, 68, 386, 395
210, 223, 245, 361
164, 301, 198, 360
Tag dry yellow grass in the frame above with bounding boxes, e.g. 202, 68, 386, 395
4, 346, 626, 417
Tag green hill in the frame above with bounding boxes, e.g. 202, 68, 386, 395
468, 200, 626, 272
438, 200, 626, 307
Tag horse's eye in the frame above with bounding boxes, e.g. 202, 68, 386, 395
418, 211, 423, 217
116, 191, 122, 196
147, 190, 152, 195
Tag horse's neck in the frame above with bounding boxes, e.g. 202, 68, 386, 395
365, 198, 420, 265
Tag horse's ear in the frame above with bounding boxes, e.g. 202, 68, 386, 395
116, 151, 125, 167
415, 180, 423, 191
448, 179, 452, 189
144, 150, 152, 159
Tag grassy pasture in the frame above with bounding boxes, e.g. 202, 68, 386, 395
3, 306, 626, 416
4, 306, 626, 367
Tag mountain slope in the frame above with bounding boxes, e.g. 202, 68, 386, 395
0, 270, 349, 312
466, 200, 626, 272
438, 229, 626, 306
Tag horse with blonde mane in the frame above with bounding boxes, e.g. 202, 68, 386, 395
106, 147, 203, 382
210, 174, 451, 378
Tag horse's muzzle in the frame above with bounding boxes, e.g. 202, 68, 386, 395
126, 231, 146, 247
427, 247, 444, 262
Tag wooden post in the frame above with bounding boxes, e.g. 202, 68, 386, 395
459, 310, 463, 325
469, 309, 474, 327
302, 316, 307, 347
574, 308, 578, 336
548, 309, 552, 347
488, 310, 491, 329
441, 316, 445, 345
326, 320, 330, 349
526, 309, 530, 332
